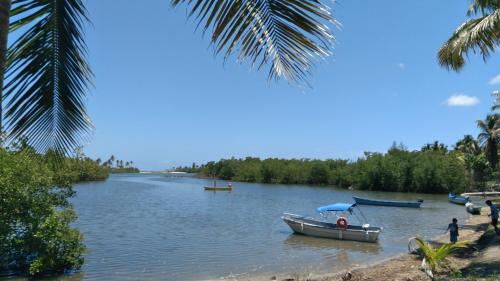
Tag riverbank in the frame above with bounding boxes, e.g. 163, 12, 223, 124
239, 208, 498, 281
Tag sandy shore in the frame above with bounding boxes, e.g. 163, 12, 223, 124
228, 208, 498, 281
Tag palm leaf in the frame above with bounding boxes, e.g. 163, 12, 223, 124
438, 5, 500, 71
171, 0, 337, 86
4, 0, 92, 153
415, 236, 469, 272
468, 0, 500, 16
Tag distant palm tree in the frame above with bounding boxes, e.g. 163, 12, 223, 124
477, 114, 499, 168
0, 0, 337, 153
493, 90, 500, 111
438, 0, 500, 71
421, 141, 447, 153
455, 135, 481, 155
109, 155, 115, 167
455, 135, 486, 190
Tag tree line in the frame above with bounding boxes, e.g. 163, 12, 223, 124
195, 110, 499, 194
99, 155, 139, 174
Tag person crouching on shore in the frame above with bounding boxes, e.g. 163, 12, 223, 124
446, 218, 459, 243
485, 200, 499, 234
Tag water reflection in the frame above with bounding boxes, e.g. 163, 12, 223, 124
283, 234, 381, 254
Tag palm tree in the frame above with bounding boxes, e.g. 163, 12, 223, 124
455, 135, 486, 190
0, 0, 11, 130
477, 114, 499, 168
109, 155, 115, 167
438, 0, 500, 71
493, 90, 500, 111
414, 236, 468, 278
421, 141, 448, 153
455, 135, 481, 155
1, 0, 337, 153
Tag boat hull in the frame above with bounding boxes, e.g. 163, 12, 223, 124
352, 196, 422, 208
204, 186, 232, 191
448, 194, 469, 205
465, 202, 481, 215
282, 214, 381, 243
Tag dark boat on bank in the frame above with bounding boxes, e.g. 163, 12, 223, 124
352, 196, 423, 208
448, 193, 469, 205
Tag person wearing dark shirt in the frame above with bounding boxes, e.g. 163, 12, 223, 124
485, 200, 499, 234
446, 218, 459, 243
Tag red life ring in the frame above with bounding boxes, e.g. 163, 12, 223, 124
337, 217, 348, 230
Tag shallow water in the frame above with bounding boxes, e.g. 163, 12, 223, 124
7, 174, 470, 280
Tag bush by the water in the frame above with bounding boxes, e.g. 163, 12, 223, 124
110, 167, 140, 173
0, 145, 109, 276
197, 144, 469, 194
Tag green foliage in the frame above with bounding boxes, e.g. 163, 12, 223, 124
171, 0, 337, 86
438, 0, 499, 71
102, 155, 139, 174
110, 167, 140, 174
5, 0, 93, 153
415, 236, 469, 272
477, 114, 499, 168
0, 146, 86, 276
197, 143, 469, 193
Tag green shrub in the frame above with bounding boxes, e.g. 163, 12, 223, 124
0, 147, 85, 276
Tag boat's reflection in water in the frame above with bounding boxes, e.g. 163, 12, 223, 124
283, 234, 382, 270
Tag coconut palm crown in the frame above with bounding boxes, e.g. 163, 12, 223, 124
438, 0, 500, 71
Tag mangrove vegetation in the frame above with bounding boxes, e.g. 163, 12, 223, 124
195, 111, 500, 194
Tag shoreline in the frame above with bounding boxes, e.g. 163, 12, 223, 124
218, 208, 495, 281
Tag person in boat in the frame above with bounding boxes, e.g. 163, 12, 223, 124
228, 182, 232, 188
485, 200, 499, 234
446, 218, 459, 243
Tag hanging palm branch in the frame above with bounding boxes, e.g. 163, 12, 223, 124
4, 0, 92, 152
171, 0, 338, 86
438, 0, 500, 71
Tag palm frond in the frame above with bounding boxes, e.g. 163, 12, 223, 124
171, 0, 337, 86
415, 236, 469, 272
438, 9, 499, 71
468, 0, 500, 16
4, 0, 92, 153
415, 236, 438, 271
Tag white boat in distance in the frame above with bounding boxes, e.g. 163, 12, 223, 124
282, 203, 382, 243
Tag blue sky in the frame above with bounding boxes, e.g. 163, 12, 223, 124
83, 0, 499, 170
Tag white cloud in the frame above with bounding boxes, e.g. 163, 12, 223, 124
396, 63, 405, 70
489, 74, 500, 85
445, 94, 480, 107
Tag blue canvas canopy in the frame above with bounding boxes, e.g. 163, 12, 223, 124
316, 203, 356, 213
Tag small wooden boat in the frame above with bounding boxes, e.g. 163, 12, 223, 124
204, 186, 232, 191
353, 196, 423, 208
282, 203, 382, 243
448, 193, 469, 205
465, 202, 481, 215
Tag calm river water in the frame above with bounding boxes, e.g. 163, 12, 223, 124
16, 173, 471, 280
